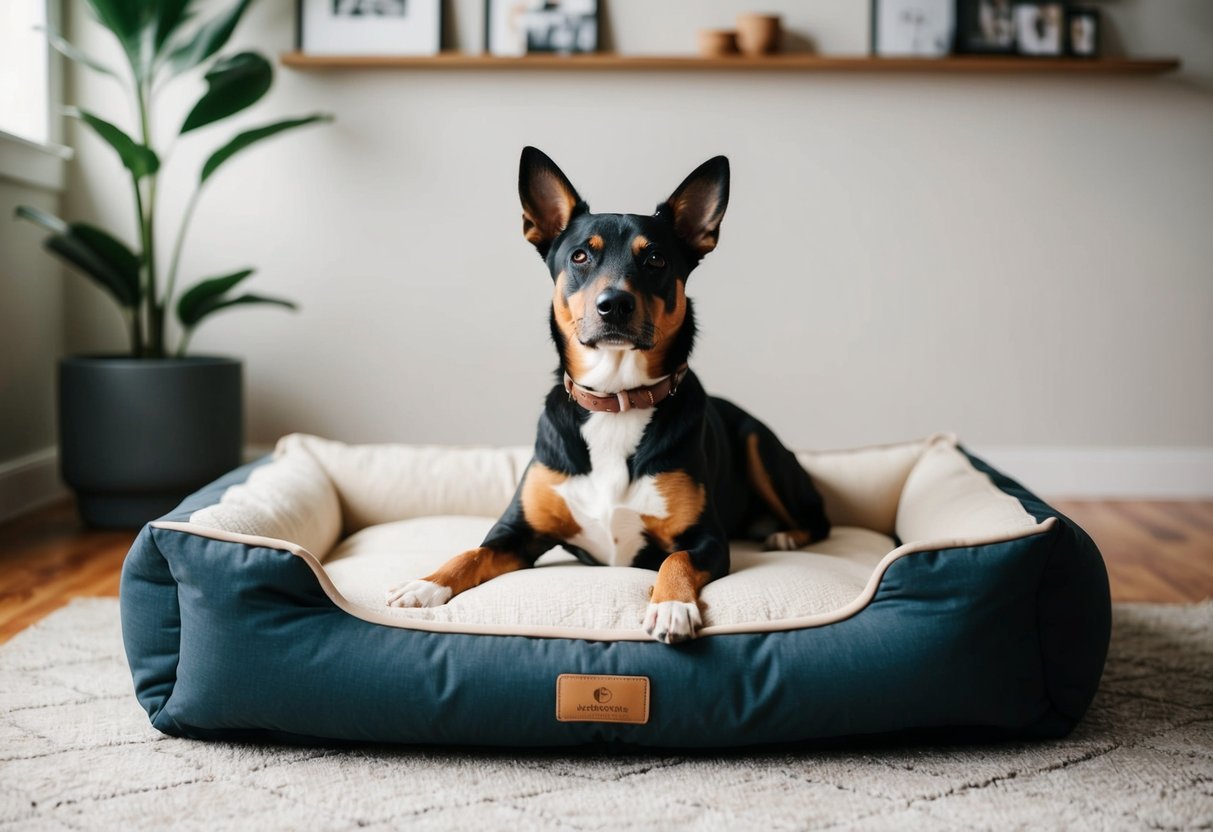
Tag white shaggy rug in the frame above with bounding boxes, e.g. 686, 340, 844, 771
1, 599, 1210, 831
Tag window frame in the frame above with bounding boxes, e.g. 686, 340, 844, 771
0, 0, 71, 193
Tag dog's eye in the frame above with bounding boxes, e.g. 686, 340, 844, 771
571, 249, 588, 264
645, 252, 666, 269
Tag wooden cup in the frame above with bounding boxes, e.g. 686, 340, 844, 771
736, 13, 782, 55
698, 29, 740, 58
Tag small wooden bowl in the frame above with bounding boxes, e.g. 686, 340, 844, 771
698, 29, 740, 58
736, 13, 782, 55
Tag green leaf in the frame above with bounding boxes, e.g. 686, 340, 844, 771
16, 209, 139, 303
71, 224, 141, 284
154, 0, 197, 53
181, 293, 297, 329
168, 0, 255, 75
69, 108, 159, 179
181, 52, 272, 134
40, 26, 122, 81
176, 268, 254, 326
82, 0, 200, 78
82, 0, 145, 52
81, 0, 149, 78
43, 223, 141, 308
200, 114, 331, 184
15, 205, 69, 235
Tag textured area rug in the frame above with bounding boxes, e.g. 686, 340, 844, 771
1, 600, 1210, 831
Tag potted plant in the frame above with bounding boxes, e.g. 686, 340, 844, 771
16, 0, 330, 528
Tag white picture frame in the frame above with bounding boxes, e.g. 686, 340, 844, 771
1015, 3, 1064, 57
300, 0, 441, 56
485, 0, 598, 58
872, 0, 955, 58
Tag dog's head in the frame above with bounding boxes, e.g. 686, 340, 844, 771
518, 146, 729, 382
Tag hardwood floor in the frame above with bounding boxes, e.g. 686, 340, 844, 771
0, 499, 1210, 644
0, 501, 134, 643
1054, 500, 1213, 604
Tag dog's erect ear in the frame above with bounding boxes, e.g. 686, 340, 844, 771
519, 146, 585, 257
657, 156, 730, 259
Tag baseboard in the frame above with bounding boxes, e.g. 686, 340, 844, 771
0, 447, 67, 525
973, 446, 1213, 499
0, 444, 274, 526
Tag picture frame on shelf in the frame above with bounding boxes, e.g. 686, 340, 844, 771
1067, 7, 1100, 58
870, 0, 955, 58
954, 0, 1016, 55
485, 0, 599, 57
1013, 2, 1065, 57
482, 0, 596, 57
298, 0, 441, 56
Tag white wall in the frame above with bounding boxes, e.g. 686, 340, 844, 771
0, 177, 61, 459
0, 3, 69, 520
61, 1, 1213, 494
0, 167, 67, 520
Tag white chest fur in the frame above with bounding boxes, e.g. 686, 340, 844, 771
556, 410, 666, 566
556, 349, 667, 566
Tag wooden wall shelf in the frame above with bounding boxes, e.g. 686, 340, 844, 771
280, 52, 1181, 75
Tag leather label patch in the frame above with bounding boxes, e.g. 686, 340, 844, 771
556, 674, 650, 724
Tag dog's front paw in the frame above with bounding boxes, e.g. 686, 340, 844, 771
385, 579, 452, 609
643, 600, 702, 645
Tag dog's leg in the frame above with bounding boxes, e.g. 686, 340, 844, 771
639, 527, 729, 644
643, 552, 707, 644
386, 545, 528, 608
386, 460, 575, 608
741, 422, 830, 551
386, 516, 559, 608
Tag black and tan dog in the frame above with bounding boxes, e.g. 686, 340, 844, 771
386, 147, 830, 644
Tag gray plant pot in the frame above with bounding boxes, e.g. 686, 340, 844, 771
59, 356, 243, 529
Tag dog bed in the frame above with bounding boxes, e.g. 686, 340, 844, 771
121, 433, 1110, 747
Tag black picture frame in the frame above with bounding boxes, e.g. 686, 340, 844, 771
954, 0, 1016, 55
485, 0, 599, 56
1066, 7, 1100, 59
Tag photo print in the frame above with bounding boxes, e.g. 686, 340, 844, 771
1067, 7, 1100, 58
955, 0, 1015, 54
487, 0, 599, 57
871, 0, 955, 58
331, 0, 407, 16
1014, 2, 1065, 57
299, 0, 440, 55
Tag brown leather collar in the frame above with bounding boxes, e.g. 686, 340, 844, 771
564, 365, 689, 414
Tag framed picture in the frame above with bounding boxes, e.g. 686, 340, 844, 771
870, 0, 954, 58
1067, 7, 1100, 58
298, 0, 441, 56
1013, 2, 1065, 57
485, 0, 599, 57
954, 0, 1015, 54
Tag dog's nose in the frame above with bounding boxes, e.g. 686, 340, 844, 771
596, 289, 636, 322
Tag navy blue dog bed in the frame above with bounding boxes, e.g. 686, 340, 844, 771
120, 433, 1110, 747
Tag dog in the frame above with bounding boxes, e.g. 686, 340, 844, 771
386, 147, 830, 644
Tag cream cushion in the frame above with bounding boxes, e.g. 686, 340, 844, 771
325, 517, 894, 631
175, 433, 1048, 640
